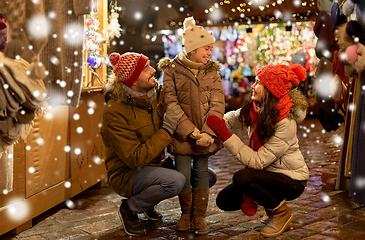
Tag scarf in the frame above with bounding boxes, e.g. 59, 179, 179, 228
249, 101, 262, 151
248, 97, 292, 151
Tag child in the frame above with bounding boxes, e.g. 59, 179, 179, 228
207, 64, 309, 238
158, 17, 225, 235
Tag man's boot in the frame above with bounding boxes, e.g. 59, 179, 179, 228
144, 206, 163, 220
176, 191, 193, 231
260, 209, 269, 224
192, 188, 209, 235
260, 200, 293, 238
118, 199, 146, 236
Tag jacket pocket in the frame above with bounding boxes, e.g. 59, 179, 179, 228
128, 118, 149, 130
128, 118, 153, 141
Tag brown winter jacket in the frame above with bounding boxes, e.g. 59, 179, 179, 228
100, 78, 172, 198
158, 53, 225, 155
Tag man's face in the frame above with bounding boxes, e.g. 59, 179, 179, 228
132, 60, 156, 93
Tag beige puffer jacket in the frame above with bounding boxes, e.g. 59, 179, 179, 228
223, 89, 309, 181
158, 54, 225, 155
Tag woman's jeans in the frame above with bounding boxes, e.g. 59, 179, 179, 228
216, 168, 306, 210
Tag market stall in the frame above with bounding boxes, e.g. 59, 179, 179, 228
0, 0, 113, 235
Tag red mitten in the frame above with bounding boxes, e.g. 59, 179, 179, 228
207, 115, 232, 142
241, 195, 258, 216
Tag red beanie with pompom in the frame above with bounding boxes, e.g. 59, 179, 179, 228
255, 64, 307, 120
109, 52, 149, 87
255, 64, 306, 98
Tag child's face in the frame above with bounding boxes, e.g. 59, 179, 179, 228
189, 43, 214, 64
251, 77, 265, 104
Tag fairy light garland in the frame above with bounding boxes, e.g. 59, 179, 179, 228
199, 0, 317, 25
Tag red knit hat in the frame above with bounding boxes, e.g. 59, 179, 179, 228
109, 52, 149, 87
255, 64, 307, 120
255, 64, 307, 98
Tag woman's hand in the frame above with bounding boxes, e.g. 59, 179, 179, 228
207, 115, 232, 142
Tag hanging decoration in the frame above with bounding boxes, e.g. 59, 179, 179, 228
256, 22, 316, 69
107, 1, 122, 45
84, 1, 106, 87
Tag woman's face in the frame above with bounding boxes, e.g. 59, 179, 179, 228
251, 77, 265, 104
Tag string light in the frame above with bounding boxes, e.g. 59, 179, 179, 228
197, 0, 316, 25
171, 0, 317, 27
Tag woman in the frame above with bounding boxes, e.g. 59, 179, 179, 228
207, 64, 309, 238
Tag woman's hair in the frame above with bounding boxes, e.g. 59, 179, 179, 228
239, 87, 279, 144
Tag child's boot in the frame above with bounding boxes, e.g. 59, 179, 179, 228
176, 191, 193, 231
192, 188, 209, 235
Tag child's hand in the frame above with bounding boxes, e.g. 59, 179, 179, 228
189, 128, 202, 139
196, 133, 214, 147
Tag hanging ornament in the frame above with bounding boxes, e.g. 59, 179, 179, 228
107, 1, 122, 45
83, 0, 106, 87
87, 56, 97, 67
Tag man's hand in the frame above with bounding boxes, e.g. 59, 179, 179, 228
196, 133, 214, 147
207, 115, 232, 142
162, 103, 184, 136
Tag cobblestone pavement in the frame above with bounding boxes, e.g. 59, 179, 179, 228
2, 117, 365, 240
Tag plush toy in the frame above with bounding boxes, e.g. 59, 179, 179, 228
345, 42, 365, 73
335, 23, 365, 77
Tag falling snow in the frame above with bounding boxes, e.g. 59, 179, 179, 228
63, 22, 84, 46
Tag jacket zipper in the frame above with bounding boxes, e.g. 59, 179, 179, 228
127, 95, 137, 119
184, 66, 202, 128
147, 108, 156, 131
184, 66, 200, 85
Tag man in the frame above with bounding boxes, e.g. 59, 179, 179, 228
100, 52, 185, 237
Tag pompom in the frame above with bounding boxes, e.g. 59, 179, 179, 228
345, 44, 359, 63
109, 52, 120, 66
241, 195, 258, 216
291, 64, 307, 82
183, 17, 196, 30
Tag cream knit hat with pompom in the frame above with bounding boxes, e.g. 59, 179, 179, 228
182, 17, 214, 53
